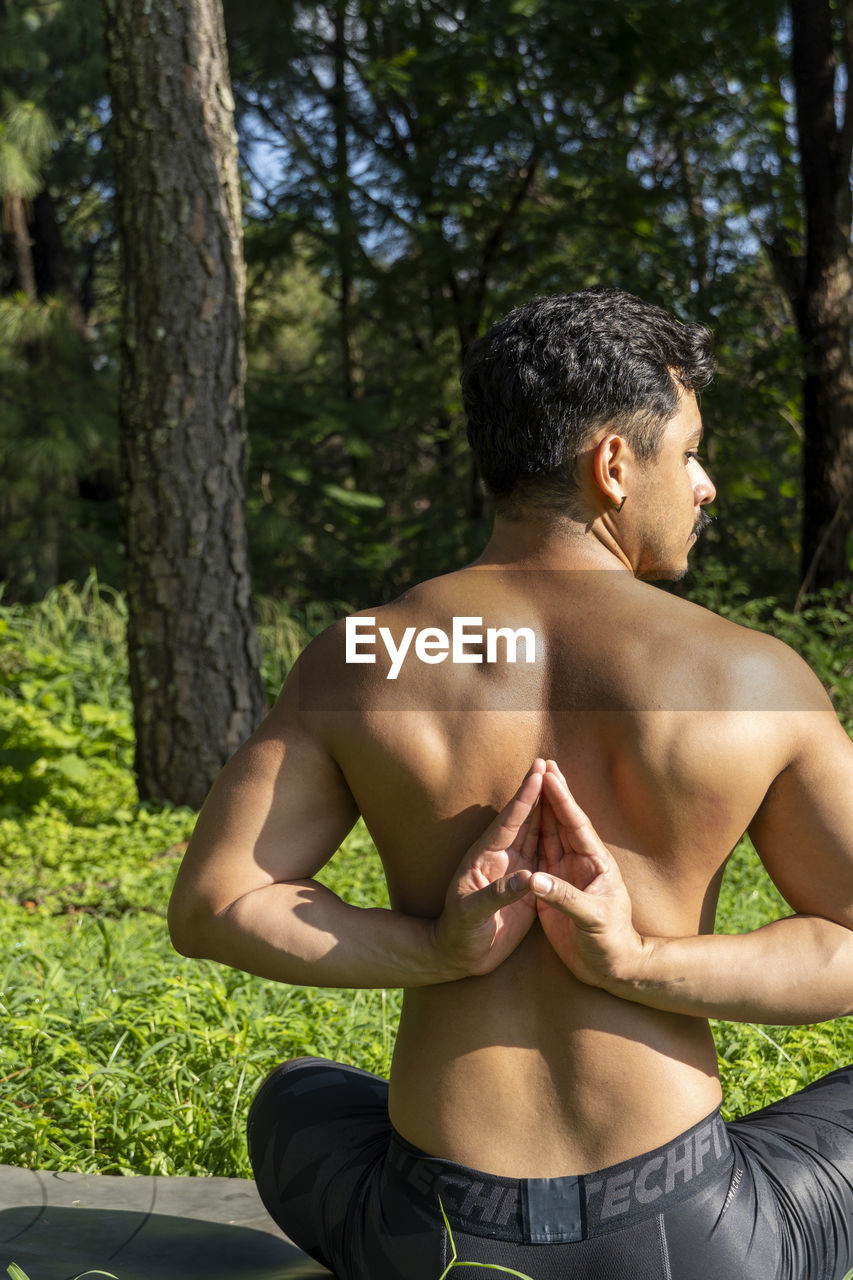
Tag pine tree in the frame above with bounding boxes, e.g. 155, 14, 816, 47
103, 0, 266, 806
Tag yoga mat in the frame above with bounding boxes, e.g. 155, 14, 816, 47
0, 1166, 331, 1279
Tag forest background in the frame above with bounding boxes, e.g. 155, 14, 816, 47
3, 0, 852, 618
2, 0, 853, 1184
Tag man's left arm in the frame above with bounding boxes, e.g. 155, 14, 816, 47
531, 696, 853, 1025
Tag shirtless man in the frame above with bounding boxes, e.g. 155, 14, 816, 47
168, 288, 853, 1279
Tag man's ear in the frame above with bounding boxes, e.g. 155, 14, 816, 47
591, 433, 632, 509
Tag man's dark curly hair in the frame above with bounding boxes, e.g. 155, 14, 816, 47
461, 287, 716, 515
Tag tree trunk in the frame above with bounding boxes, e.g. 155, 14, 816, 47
8, 194, 37, 298
103, 0, 266, 808
791, 0, 853, 592
331, 0, 357, 404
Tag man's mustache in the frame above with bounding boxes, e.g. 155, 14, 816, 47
693, 509, 714, 539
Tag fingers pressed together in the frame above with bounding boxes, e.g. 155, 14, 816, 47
514, 757, 614, 903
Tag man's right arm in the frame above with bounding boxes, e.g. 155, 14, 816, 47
168, 644, 545, 989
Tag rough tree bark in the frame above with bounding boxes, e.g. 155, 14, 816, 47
790, 0, 853, 592
103, 0, 266, 807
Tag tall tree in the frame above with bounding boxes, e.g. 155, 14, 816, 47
103, 0, 266, 807
789, 0, 853, 591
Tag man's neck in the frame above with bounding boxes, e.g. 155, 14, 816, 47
473, 513, 634, 574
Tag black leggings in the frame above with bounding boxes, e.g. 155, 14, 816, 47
248, 1057, 853, 1280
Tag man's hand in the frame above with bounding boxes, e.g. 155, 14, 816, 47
431, 759, 545, 979
530, 761, 649, 992
531, 761, 853, 1024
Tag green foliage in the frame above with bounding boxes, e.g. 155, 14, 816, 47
0, 0, 118, 599
0, 851, 396, 1176
0, 575, 135, 829
0, 582, 397, 1175
0, 288, 120, 598
0, 576, 187, 908
0, 0, 841, 608
0, 94, 56, 199
227, 0, 807, 607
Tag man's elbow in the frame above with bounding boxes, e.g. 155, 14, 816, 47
167, 894, 220, 959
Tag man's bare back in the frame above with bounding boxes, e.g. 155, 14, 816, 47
168, 288, 853, 1277
277, 526, 845, 1175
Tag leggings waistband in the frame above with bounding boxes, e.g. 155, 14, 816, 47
386, 1108, 732, 1243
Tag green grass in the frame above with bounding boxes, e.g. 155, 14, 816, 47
712, 838, 853, 1117
0, 576, 398, 1177
0, 828, 396, 1176
0, 577, 852, 1179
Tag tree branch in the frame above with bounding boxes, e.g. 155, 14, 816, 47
470, 148, 540, 326
764, 225, 805, 321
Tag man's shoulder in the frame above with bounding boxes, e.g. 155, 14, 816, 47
280, 580, 448, 708
648, 587, 829, 714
